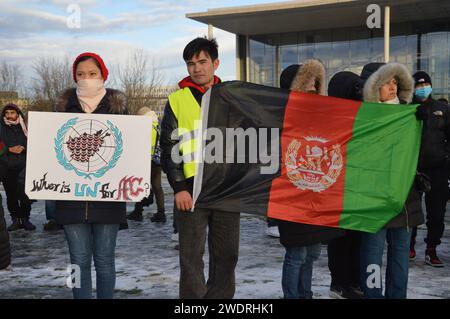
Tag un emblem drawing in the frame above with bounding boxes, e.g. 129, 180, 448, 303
54, 118, 123, 179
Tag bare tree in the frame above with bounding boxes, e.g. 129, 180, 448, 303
0, 60, 22, 96
31, 56, 73, 110
115, 49, 165, 115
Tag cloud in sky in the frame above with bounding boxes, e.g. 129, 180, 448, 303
0, 2, 180, 37
0, 0, 281, 91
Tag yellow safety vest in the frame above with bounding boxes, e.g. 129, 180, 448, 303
151, 120, 158, 156
168, 87, 201, 179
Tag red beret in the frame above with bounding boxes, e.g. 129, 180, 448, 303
73, 52, 109, 82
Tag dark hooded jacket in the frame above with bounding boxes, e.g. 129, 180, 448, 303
0, 104, 27, 171
160, 75, 221, 195
412, 95, 450, 170
362, 62, 424, 229
276, 60, 345, 247
54, 88, 129, 225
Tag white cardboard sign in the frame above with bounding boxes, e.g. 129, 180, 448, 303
25, 112, 152, 202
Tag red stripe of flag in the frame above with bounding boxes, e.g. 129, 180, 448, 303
267, 92, 362, 227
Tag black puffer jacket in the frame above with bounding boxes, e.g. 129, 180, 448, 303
277, 60, 345, 247
362, 62, 424, 229
54, 88, 129, 225
415, 97, 450, 170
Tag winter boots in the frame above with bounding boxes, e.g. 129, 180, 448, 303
425, 246, 444, 267
7, 218, 22, 231
7, 218, 36, 231
150, 211, 166, 223
329, 284, 364, 299
22, 218, 36, 231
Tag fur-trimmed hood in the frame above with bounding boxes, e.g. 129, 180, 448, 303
290, 59, 326, 96
363, 63, 414, 103
55, 88, 128, 114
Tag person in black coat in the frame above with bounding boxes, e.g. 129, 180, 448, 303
160, 38, 241, 299
0, 103, 35, 231
410, 71, 450, 267
277, 61, 345, 299
359, 62, 424, 299
326, 71, 365, 299
55, 52, 128, 299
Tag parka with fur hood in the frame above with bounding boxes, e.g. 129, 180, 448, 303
361, 62, 423, 229
277, 60, 345, 248
362, 62, 414, 104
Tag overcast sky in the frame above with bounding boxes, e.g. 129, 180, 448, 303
0, 0, 286, 90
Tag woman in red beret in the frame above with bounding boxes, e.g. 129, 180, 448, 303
55, 52, 128, 299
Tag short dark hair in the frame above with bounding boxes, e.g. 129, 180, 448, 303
183, 37, 218, 62
438, 98, 448, 104
2, 103, 22, 118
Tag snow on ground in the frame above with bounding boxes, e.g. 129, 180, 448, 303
0, 177, 449, 299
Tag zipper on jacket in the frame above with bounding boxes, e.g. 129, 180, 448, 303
85, 202, 88, 221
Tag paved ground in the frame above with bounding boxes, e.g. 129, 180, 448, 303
0, 178, 449, 299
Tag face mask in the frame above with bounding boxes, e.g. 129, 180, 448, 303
76, 79, 105, 98
415, 86, 432, 101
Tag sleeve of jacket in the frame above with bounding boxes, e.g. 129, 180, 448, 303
444, 103, 450, 142
160, 100, 189, 193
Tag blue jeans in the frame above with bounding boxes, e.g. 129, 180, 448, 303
64, 223, 119, 299
360, 227, 410, 299
282, 244, 321, 299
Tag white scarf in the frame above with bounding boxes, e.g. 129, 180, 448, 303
4, 115, 28, 137
76, 79, 107, 113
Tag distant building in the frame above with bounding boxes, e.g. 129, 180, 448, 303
150, 87, 178, 116
128, 86, 177, 117
0, 91, 18, 99
188, 0, 450, 100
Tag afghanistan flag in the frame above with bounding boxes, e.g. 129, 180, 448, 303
192, 81, 422, 233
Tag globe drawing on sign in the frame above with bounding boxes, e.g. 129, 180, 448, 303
54, 118, 123, 179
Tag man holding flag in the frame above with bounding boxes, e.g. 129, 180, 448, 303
160, 37, 240, 299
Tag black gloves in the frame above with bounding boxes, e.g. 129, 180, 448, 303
415, 172, 431, 193
415, 104, 428, 121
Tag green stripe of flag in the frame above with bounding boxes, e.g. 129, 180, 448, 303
341, 102, 422, 233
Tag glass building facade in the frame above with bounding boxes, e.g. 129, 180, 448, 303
248, 19, 450, 100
